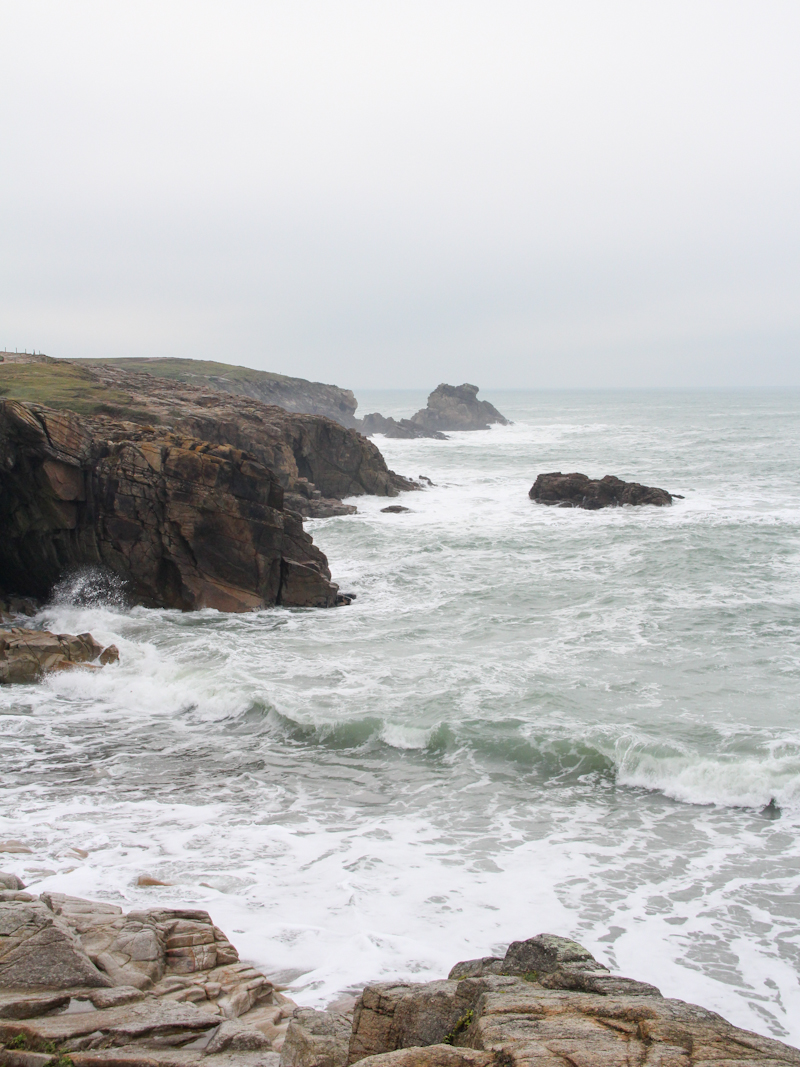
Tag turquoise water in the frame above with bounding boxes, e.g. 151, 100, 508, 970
2, 390, 799, 1042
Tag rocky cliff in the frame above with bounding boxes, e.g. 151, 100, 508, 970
0, 400, 344, 611
0, 356, 415, 519
85, 357, 360, 429
1, 884, 797, 1067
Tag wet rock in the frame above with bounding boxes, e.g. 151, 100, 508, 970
380, 507, 411, 514
530, 472, 673, 508
409, 385, 508, 433
0, 628, 118, 684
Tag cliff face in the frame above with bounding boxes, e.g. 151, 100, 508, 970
0, 400, 343, 611
0, 356, 416, 518
85, 356, 361, 427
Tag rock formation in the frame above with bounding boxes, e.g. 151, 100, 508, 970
0, 355, 415, 520
82, 357, 361, 429
409, 385, 508, 433
0, 629, 119, 684
0, 400, 344, 611
1, 885, 798, 1067
358, 414, 447, 441
530, 472, 674, 509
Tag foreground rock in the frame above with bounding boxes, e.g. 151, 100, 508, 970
409, 385, 508, 434
1, 885, 797, 1067
0, 400, 343, 611
0, 629, 119, 684
0, 882, 294, 1065
530, 472, 674, 509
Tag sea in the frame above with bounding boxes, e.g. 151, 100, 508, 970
2, 389, 800, 1044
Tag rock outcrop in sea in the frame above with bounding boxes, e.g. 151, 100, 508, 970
358, 385, 508, 439
530, 472, 675, 509
0, 628, 119, 684
409, 384, 508, 433
1, 881, 797, 1067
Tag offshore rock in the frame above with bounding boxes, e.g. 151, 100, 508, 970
409, 385, 508, 433
0, 628, 119, 684
0, 400, 340, 611
359, 414, 448, 441
530, 471, 674, 509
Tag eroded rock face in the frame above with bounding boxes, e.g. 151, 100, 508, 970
530, 471, 674, 509
0, 628, 119, 684
0, 400, 341, 611
359, 414, 448, 441
409, 385, 508, 433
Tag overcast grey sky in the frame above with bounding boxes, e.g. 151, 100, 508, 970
2, 1, 799, 388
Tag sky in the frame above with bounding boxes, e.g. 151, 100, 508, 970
1, 1, 799, 389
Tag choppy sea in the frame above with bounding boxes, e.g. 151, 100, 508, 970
2, 389, 800, 1043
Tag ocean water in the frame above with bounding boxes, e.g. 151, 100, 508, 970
2, 389, 800, 1044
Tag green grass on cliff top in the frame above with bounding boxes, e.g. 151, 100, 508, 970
85, 356, 297, 386
0, 361, 154, 420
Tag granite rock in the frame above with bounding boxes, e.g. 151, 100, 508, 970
0, 628, 118, 684
409, 385, 508, 433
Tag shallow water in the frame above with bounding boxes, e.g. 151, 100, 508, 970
2, 389, 800, 1043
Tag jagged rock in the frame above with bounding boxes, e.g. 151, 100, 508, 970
0, 401, 341, 611
0, 628, 119, 684
359, 414, 447, 441
409, 385, 508, 433
530, 472, 673, 509
0, 900, 112, 989
279, 1007, 351, 1067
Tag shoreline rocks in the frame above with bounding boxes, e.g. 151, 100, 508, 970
530, 472, 674, 509
2, 885, 797, 1067
0, 629, 119, 684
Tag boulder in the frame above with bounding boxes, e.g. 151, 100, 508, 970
0, 628, 119, 684
279, 1007, 352, 1067
0, 899, 112, 988
409, 385, 508, 433
380, 506, 411, 514
529, 472, 673, 509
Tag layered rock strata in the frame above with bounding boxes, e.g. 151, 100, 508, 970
0, 629, 119, 684
530, 472, 675, 509
1, 886, 797, 1067
409, 385, 508, 433
0, 400, 343, 611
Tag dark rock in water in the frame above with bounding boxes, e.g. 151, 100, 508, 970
360, 413, 448, 441
381, 506, 411, 514
761, 798, 782, 819
530, 472, 673, 509
409, 384, 509, 433
0, 399, 341, 611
